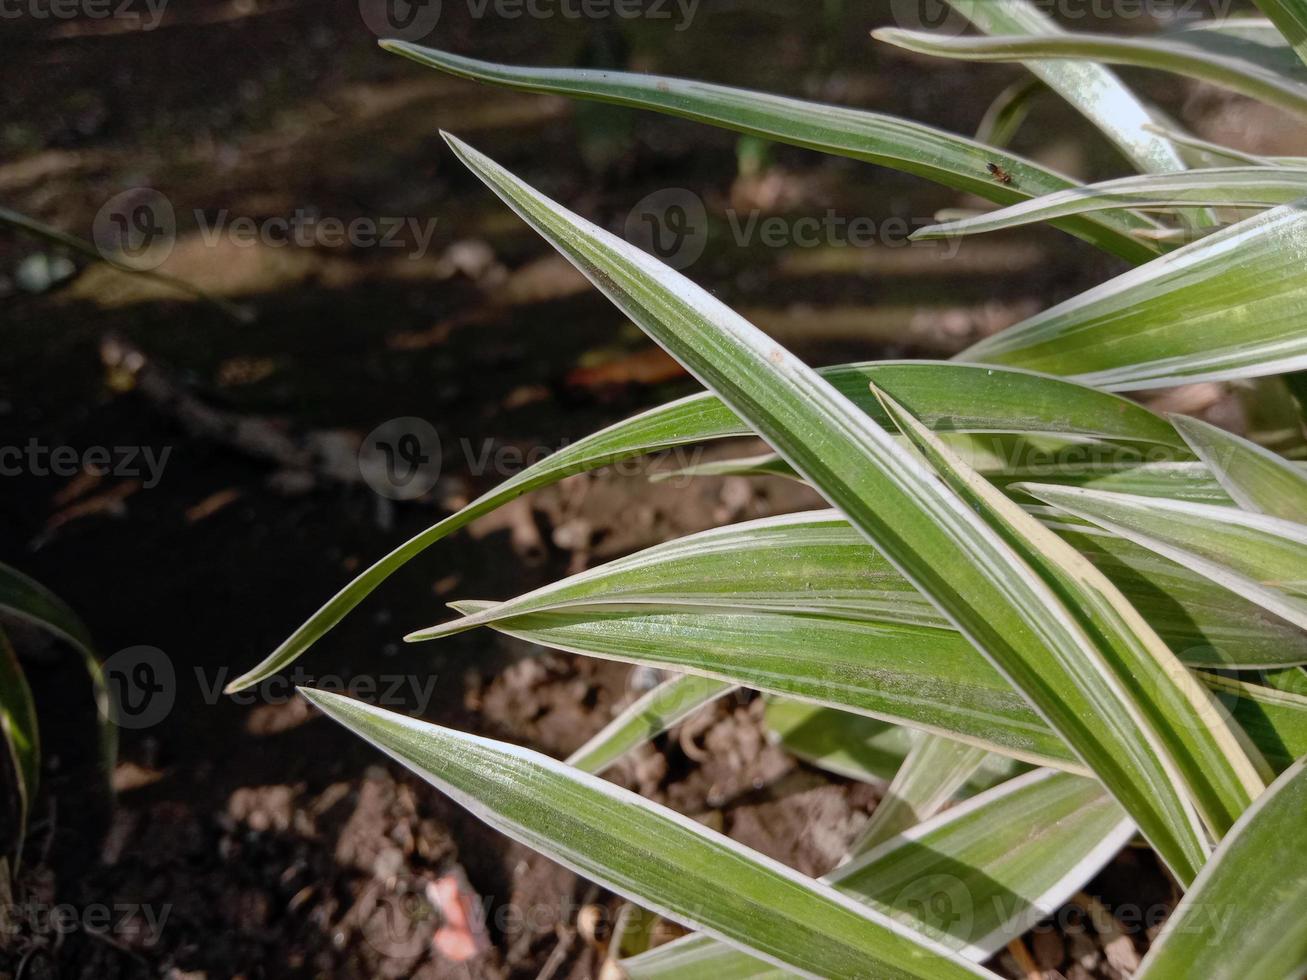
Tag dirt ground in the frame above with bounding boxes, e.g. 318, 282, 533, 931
2, 1, 1303, 977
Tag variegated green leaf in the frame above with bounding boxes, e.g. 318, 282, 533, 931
1251, 0, 1307, 68
301, 689, 990, 979
433, 133, 1295, 881
228, 361, 1183, 693
1170, 414, 1307, 523
1022, 484, 1307, 631
847, 735, 989, 857
1136, 757, 1307, 980
937, 0, 1192, 172
873, 24, 1307, 119
957, 200, 1307, 390
566, 672, 733, 775
379, 43, 1163, 262
421, 510, 1307, 670
764, 700, 1025, 790
914, 168, 1307, 240
623, 769, 1133, 977
872, 386, 1263, 839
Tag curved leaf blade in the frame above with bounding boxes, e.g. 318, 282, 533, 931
439, 133, 1255, 881
1022, 484, 1307, 631
1137, 757, 1307, 980
1171, 414, 1307, 522
915, 168, 1307, 239
937, 0, 1192, 172
872, 27, 1307, 119
623, 769, 1134, 976
229, 360, 1182, 693
957, 200, 1307, 391
0, 627, 38, 869
301, 689, 990, 980
566, 673, 733, 775
872, 387, 1264, 838
380, 43, 1163, 262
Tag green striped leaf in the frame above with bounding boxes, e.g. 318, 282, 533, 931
847, 735, 989, 856
1022, 484, 1307, 632
566, 673, 733, 775
1252, 0, 1307, 68
301, 689, 990, 979
440, 132, 1277, 881
873, 24, 1307, 119
420, 511, 1307, 670
914, 168, 1307, 240
1171, 414, 1307, 522
937, 0, 1193, 172
623, 769, 1133, 976
764, 700, 1025, 790
957, 200, 1307, 390
1136, 757, 1307, 980
228, 361, 1182, 693
379, 43, 1163, 262
872, 386, 1263, 840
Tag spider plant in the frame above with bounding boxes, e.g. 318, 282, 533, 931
231, 2, 1307, 975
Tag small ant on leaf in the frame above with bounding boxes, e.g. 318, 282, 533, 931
986, 162, 1013, 185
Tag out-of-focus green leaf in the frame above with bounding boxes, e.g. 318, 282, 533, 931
0, 627, 38, 871
847, 735, 989, 857
958, 200, 1307, 391
228, 361, 1183, 693
1170, 414, 1307, 522
623, 769, 1134, 976
914, 168, 1307, 239
1022, 484, 1307, 631
379, 43, 1163, 262
936, 0, 1191, 173
1251, 0, 1307, 69
873, 25, 1307, 119
301, 689, 990, 979
1136, 757, 1307, 980
0, 562, 114, 779
974, 76, 1045, 148
566, 672, 733, 774
765, 701, 1026, 789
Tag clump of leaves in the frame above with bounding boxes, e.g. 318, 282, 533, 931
232, 2, 1307, 976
